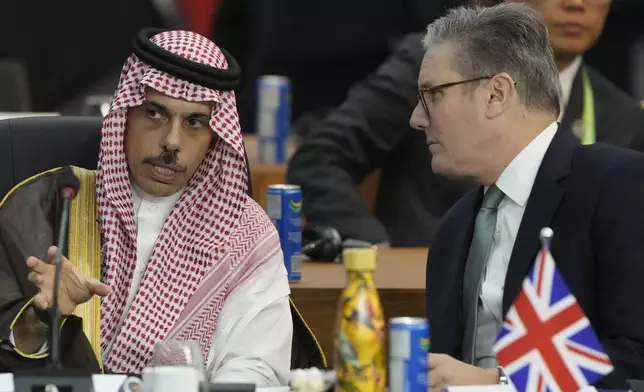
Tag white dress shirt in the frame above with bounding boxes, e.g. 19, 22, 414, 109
558, 56, 583, 122
13, 184, 293, 387
474, 122, 559, 368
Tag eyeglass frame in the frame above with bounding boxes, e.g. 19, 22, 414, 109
416, 75, 517, 119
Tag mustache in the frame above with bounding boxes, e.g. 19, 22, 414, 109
143, 150, 187, 172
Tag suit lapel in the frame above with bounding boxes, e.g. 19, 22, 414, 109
584, 67, 611, 145
560, 68, 583, 132
453, 189, 483, 300
502, 129, 578, 314
561, 63, 611, 145
429, 189, 481, 356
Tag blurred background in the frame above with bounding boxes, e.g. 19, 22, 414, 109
1, 0, 642, 131
1, 0, 643, 360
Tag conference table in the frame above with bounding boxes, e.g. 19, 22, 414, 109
289, 248, 428, 362
243, 135, 424, 360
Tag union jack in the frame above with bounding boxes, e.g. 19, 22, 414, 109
493, 244, 614, 392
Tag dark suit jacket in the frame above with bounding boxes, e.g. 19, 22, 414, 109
561, 65, 644, 149
287, 32, 644, 247
426, 129, 644, 389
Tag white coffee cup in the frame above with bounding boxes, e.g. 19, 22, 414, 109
142, 365, 200, 392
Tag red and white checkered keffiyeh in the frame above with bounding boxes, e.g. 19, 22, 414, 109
96, 30, 280, 373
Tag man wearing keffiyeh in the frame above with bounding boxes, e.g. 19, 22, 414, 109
0, 29, 324, 385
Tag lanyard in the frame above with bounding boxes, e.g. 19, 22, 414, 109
579, 66, 596, 145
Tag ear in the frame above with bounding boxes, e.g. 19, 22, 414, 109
485, 72, 515, 119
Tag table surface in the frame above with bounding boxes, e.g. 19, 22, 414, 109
292, 248, 428, 289
289, 248, 428, 360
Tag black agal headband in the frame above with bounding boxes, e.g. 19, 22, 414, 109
132, 27, 241, 91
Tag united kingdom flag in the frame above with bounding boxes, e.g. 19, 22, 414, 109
493, 234, 614, 392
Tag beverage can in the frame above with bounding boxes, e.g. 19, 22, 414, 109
256, 75, 291, 164
389, 317, 430, 392
266, 184, 302, 281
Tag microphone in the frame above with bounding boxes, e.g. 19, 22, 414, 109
203, 383, 256, 392
13, 170, 92, 391
301, 227, 342, 262
49, 171, 80, 369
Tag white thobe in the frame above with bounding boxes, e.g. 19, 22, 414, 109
12, 184, 293, 387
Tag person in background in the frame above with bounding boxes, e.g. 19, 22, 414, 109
410, 4, 644, 390
287, 0, 644, 248
0, 29, 323, 384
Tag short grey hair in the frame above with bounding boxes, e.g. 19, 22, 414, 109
423, 3, 561, 116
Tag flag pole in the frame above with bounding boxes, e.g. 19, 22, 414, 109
539, 227, 553, 250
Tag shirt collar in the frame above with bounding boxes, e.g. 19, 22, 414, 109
495, 122, 559, 208
131, 181, 184, 213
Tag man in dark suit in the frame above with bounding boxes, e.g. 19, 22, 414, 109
510, 0, 638, 143
411, 4, 644, 390
287, 0, 644, 248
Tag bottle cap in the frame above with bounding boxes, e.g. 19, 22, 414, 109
342, 247, 377, 271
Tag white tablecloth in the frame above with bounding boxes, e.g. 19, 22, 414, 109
0, 373, 287, 392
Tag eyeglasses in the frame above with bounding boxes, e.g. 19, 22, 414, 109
417, 76, 493, 119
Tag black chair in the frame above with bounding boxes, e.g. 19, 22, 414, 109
0, 116, 252, 200
0, 116, 102, 200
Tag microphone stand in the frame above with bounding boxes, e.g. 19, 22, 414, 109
13, 189, 94, 392
49, 189, 71, 370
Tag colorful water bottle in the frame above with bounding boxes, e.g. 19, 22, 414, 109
334, 247, 386, 392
